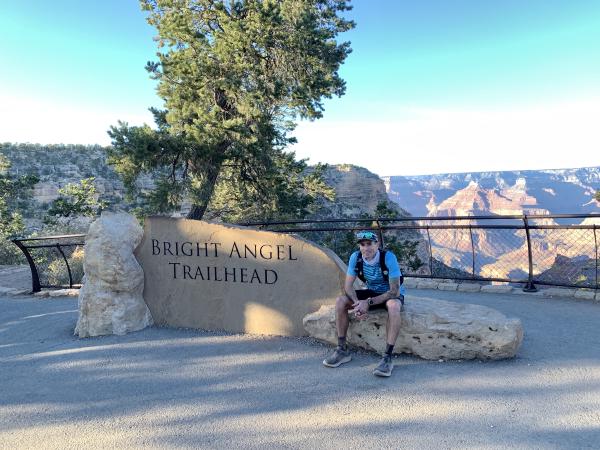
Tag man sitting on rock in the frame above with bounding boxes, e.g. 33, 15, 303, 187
323, 230, 406, 377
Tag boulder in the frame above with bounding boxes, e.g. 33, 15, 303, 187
303, 296, 523, 360
481, 285, 514, 294
402, 278, 418, 288
457, 283, 482, 292
417, 280, 438, 289
574, 290, 595, 300
48, 288, 79, 297
75, 212, 153, 337
438, 282, 458, 291
542, 287, 577, 298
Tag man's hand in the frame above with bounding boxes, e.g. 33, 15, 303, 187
351, 299, 369, 320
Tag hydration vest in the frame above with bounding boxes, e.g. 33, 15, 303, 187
353, 249, 404, 286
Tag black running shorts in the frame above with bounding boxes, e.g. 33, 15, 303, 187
354, 289, 405, 311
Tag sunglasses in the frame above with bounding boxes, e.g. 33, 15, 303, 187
356, 231, 378, 241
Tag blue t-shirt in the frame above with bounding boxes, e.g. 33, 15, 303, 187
347, 250, 406, 295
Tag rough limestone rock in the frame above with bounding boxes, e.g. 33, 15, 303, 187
75, 212, 153, 337
303, 296, 523, 360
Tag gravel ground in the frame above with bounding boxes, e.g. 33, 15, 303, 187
1, 288, 599, 449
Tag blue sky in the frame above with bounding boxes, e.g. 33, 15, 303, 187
336, 0, 600, 109
1, 0, 599, 176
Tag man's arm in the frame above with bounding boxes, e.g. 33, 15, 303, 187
344, 275, 359, 303
367, 276, 401, 306
346, 274, 370, 319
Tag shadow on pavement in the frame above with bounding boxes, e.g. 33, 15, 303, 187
1, 291, 599, 448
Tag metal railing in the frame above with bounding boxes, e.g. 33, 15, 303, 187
13, 214, 600, 293
12, 234, 86, 293
241, 213, 600, 292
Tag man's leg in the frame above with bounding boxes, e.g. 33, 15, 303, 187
323, 295, 354, 368
373, 299, 402, 377
335, 295, 353, 339
385, 299, 402, 347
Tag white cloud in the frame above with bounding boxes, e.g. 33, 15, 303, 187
2, 93, 598, 178
291, 99, 600, 176
0, 94, 154, 146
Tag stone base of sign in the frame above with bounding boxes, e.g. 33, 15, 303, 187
303, 296, 523, 360
75, 212, 153, 338
135, 217, 346, 336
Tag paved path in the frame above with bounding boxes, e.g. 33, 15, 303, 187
1, 289, 599, 449
0, 265, 31, 291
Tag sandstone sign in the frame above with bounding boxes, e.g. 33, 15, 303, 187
135, 217, 346, 336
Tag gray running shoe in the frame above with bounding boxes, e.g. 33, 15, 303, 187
373, 355, 393, 377
323, 346, 351, 368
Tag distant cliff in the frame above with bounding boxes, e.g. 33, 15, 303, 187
0, 143, 152, 209
384, 168, 600, 282
0, 144, 410, 224
316, 164, 411, 218
383, 168, 600, 218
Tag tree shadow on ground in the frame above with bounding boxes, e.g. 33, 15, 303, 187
1, 293, 599, 448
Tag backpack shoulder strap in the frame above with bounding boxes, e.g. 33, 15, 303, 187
353, 250, 366, 282
379, 249, 389, 282
379, 249, 404, 286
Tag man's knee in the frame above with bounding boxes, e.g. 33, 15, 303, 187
386, 299, 402, 315
336, 295, 352, 311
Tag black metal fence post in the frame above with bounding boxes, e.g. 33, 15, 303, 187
375, 219, 385, 248
594, 225, 598, 290
522, 215, 538, 292
333, 229, 338, 257
426, 226, 433, 276
55, 244, 74, 288
12, 239, 41, 293
469, 225, 476, 278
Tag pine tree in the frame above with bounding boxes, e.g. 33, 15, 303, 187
0, 154, 38, 264
109, 0, 354, 220
45, 177, 107, 221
